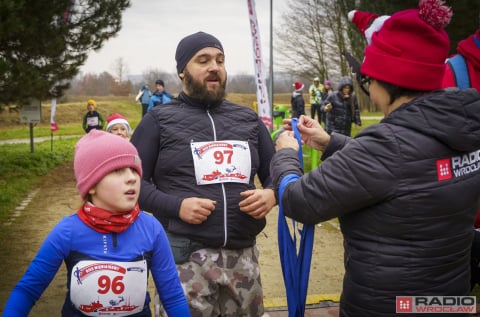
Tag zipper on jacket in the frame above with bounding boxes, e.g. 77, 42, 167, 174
206, 110, 228, 247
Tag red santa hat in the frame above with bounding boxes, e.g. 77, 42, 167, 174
349, 0, 452, 91
106, 113, 132, 135
293, 81, 304, 91
348, 10, 379, 36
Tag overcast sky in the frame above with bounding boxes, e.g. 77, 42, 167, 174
80, 0, 288, 76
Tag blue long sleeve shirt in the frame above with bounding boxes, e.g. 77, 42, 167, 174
3, 212, 190, 317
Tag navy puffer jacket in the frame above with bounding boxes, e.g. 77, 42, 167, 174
271, 88, 480, 316
131, 92, 275, 249
321, 77, 361, 136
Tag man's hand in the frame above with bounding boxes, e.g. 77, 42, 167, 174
179, 197, 216, 224
239, 188, 276, 219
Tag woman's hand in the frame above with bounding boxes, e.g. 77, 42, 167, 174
294, 115, 331, 152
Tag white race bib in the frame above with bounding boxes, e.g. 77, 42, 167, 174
191, 140, 251, 185
87, 117, 99, 127
70, 260, 147, 316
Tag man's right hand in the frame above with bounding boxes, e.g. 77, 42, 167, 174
179, 197, 217, 224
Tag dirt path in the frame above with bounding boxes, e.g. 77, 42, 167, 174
0, 162, 344, 315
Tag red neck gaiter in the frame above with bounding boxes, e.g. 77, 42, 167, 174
77, 202, 140, 233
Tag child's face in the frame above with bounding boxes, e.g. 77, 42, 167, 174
109, 124, 129, 139
89, 167, 140, 212
87, 105, 95, 112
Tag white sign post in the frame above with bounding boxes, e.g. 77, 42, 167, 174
19, 98, 42, 153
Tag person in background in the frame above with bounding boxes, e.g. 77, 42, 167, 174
136, 83, 152, 117
321, 76, 361, 137
320, 79, 334, 127
291, 81, 305, 118
82, 99, 105, 133
271, 2, 480, 316
308, 77, 323, 123
442, 29, 480, 90
322, 79, 334, 98
131, 31, 276, 317
2, 130, 190, 317
147, 79, 174, 113
440, 29, 480, 290
106, 112, 133, 139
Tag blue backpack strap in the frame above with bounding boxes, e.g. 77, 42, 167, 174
447, 54, 470, 89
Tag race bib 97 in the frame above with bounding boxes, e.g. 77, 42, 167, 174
191, 140, 251, 185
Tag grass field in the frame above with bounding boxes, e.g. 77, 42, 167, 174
0, 94, 382, 221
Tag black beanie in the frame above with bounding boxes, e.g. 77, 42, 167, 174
175, 32, 224, 75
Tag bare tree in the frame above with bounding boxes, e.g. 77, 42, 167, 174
275, 0, 377, 110
275, 0, 356, 84
110, 57, 129, 82
140, 69, 181, 95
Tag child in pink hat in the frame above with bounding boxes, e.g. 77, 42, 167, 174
3, 130, 190, 317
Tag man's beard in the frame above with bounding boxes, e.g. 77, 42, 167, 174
184, 70, 227, 105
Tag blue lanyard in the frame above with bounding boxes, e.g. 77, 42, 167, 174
277, 118, 315, 317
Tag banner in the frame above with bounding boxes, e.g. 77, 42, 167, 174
50, 97, 59, 132
247, 0, 272, 129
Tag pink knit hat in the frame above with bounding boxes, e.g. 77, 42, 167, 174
74, 130, 142, 198
106, 113, 132, 135
349, 0, 452, 91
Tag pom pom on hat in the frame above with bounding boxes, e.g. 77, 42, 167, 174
351, 0, 452, 91
74, 130, 142, 198
418, 0, 453, 29
106, 113, 132, 135
175, 31, 224, 75
293, 81, 304, 91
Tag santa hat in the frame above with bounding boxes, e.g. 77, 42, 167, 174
349, 0, 452, 91
106, 113, 132, 135
293, 81, 304, 91
347, 10, 379, 37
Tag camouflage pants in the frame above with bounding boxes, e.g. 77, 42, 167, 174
157, 245, 264, 317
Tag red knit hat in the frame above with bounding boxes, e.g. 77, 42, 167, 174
293, 81, 304, 91
350, 0, 452, 91
106, 113, 132, 135
74, 130, 142, 198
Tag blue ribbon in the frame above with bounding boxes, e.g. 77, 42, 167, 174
277, 118, 315, 317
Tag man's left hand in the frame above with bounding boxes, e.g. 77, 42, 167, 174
239, 189, 276, 219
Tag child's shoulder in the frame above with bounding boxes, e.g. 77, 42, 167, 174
138, 211, 162, 226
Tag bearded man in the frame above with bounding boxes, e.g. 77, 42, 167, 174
130, 31, 276, 317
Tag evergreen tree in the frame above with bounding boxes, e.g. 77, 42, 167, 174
0, 0, 130, 105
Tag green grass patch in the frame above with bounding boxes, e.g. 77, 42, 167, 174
0, 137, 79, 220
